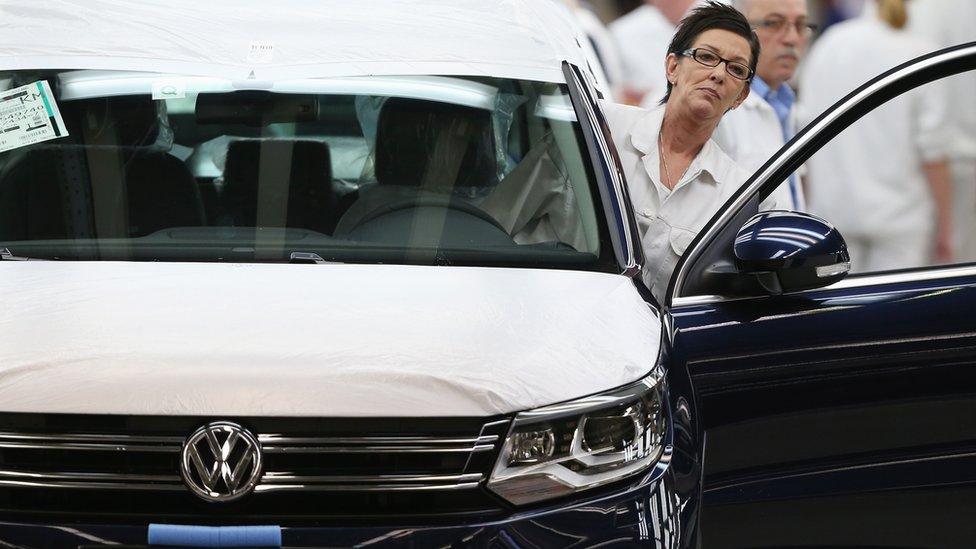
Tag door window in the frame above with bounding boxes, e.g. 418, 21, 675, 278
784, 70, 974, 274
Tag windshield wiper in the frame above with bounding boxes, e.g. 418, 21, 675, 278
0, 248, 32, 261
288, 251, 342, 265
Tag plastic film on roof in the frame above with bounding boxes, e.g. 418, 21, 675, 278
0, 0, 589, 83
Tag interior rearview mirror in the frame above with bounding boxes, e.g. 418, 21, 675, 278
733, 211, 850, 295
195, 91, 318, 126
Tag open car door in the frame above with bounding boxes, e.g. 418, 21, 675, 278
667, 42, 976, 548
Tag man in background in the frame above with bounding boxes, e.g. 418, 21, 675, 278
715, 0, 814, 209
610, 0, 697, 106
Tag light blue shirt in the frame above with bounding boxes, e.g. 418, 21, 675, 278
751, 76, 802, 209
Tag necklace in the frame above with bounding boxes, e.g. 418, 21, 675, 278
658, 130, 674, 189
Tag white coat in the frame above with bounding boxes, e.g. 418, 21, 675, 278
714, 89, 799, 210
609, 5, 674, 104
799, 11, 951, 270
909, 0, 976, 262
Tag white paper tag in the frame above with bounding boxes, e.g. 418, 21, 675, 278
0, 80, 69, 154
246, 41, 276, 64
151, 80, 186, 100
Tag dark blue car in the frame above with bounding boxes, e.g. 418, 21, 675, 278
0, 0, 974, 546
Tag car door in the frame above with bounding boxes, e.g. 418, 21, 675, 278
666, 42, 976, 548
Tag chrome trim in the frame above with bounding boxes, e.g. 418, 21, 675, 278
671, 44, 976, 301
0, 432, 184, 443
0, 432, 497, 453
566, 63, 640, 274
0, 469, 179, 482
512, 365, 666, 424
829, 264, 976, 290
257, 435, 498, 445
261, 472, 483, 484
671, 264, 976, 307
254, 481, 483, 492
671, 294, 729, 307
181, 421, 263, 503
262, 443, 496, 454
816, 262, 851, 278
0, 479, 185, 491
0, 441, 180, 452
0, 420, 506, 494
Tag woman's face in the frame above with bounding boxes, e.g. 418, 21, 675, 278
665, 29, 752, 123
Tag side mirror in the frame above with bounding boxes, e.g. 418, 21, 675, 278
734, 211, 850, 295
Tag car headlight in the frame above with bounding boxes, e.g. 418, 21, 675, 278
487, 367, 668, 505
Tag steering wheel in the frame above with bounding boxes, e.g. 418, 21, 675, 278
347, 195, 510, 235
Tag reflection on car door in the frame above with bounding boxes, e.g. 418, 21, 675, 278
668, 43, 976, 548
677, 273, 976, 547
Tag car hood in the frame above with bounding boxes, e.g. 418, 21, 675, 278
0, 262, 661, 417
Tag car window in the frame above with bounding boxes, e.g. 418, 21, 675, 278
672, 44, 976, 302
769, 69, 974, 275
0, 71, 615, 271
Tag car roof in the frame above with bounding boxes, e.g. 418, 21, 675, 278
0, 0, 590, 83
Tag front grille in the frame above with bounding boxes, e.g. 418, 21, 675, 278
0, 414, 510, 522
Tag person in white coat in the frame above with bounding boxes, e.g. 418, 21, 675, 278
714, 0, 815, 211
610, 0, 698, 106
561, 0, 628, 101
908, 0, 976, 263
800, 0, 953, 273
602, 2, 772, 303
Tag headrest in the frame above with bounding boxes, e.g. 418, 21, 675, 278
222, 139, 335, 233
374, 98, 496, 188
224, 140, 332, 187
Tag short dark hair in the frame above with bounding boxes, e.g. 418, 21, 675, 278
661, 1, 760, 103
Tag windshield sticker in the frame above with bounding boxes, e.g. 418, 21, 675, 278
246, 42, 276, 64
152, 80, 187, 100
0, 80, 68, 154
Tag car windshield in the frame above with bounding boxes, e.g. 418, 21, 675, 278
0, 70, 614, 270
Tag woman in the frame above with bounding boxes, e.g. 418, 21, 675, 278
800, 0, 953, 272
602, 1, 764, 303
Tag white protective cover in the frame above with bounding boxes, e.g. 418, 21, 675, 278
0, 262, 661, 416
0, 0, 591, 84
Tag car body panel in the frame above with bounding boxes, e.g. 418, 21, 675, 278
680, 273, 976, 547
665, 42, 976, 547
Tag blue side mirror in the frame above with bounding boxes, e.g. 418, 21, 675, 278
734, 211, 850, 295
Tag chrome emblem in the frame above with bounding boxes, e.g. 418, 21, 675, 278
180, 421, 263, 502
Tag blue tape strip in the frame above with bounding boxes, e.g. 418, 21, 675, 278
148, 524, 282, 547
36, 82, 54, 118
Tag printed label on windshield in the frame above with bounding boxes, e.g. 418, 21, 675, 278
0, 80, 68, 154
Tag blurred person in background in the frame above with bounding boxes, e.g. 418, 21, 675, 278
610, 0, 698, 105
561, 0, 629, 100
801, 0, 953, 272
602, 1, 769, 302
909, 0, 976, 262
715, 0, 816, 210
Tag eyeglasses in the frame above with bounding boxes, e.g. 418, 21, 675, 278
678, 48, 753, 81
752, 18, 818, 36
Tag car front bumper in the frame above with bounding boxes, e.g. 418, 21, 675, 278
0, 473, 683, 548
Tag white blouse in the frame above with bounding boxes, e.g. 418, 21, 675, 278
601, 101, 772, 303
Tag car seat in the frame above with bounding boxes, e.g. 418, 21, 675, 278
221, 139, 337, 234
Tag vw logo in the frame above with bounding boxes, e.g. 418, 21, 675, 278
180, 421, 263, 502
